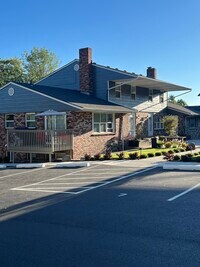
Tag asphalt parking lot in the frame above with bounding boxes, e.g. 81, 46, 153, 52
1, 162, 200, 266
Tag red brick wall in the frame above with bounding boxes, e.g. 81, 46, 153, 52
67, 111, 130, 159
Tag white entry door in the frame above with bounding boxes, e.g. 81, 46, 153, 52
148, 113, 153, 136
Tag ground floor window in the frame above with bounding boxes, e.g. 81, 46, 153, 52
93, 113, 114, 133
26, 113, 36, 129
5, 114, 14, 128
188, 117, 198, 128
154, 116, 164, 129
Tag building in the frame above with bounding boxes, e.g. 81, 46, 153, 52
0, 48, 192, 162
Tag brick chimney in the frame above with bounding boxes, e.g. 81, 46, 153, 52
79, 47, 93, 94
147, 67, 157, 79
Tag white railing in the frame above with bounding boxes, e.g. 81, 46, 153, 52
7, 129, 73, 153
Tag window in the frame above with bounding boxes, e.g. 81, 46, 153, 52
26, 113, 36, 129
93, 113, 114, 133
188, 117, 198, 128
149, 89, 154, 101
131, 86, 136, 100
45, 115, 66, 130
154, 117, 164, 129
115, 86, 121, 98
160, 93, 164, 103
5, 114, 14, 128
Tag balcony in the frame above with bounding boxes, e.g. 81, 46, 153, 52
7, 129, 74, 154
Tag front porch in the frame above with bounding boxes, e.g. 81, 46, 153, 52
7, 129, 74, 162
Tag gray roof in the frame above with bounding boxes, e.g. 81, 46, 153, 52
186, 105, 200, 115
167, 102, 198, 115
16, 83, 133, 113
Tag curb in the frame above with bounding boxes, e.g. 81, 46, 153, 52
0, 165, 7, 169
163, 162, 200, 171
16, 163, 46, 169
53, 162, 90, 168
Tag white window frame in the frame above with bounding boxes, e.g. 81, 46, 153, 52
154, 117, 164, 129
26, 113, 36, 129
115, 86, 121, 98
131, 86, 136, 100
149, 89, 154, 101
93, 113, 115, 133
5, 114, 14, 129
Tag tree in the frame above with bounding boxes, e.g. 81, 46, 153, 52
168, 94, 187, 106
176, 99, 187, 107
0, 58, 24, 87
163, 115, 178, 136
23, 47, 59, 83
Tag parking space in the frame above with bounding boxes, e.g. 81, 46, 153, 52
10, 162, 157, 195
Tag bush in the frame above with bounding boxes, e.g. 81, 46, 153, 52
194, 152, 199, 156
174, 155, 181, 161
157, 141, 164, 148
94, 153, 101, 160
186, 143, 196, 151
155, 152, 162, 156
140, 154, 148, 159
174, 149, 180, 153
181, 142, 187, 148
168, 150, 174, 154
180, 148, 185, 152
103, 149, 112, 160
181, 154, 192, 162
163, 153, 174, 161
147, 152, 155, 157
84, 154, 91, 161
129, 152, 139, 160
117, 152, 125, 160
165, 142, 172, 148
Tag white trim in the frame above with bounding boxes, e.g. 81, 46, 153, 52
10, 82, 82, 110
0, 82, 13, 91
92, 112, 115, 133
5, 114, 14, 129
25, 113, 36, 129
34, 59, 79, 84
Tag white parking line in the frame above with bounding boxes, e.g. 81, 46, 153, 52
11, 165, 98, 190
167, 182, 200, 202
0, 167, 48, 180
11, 165, 158, 195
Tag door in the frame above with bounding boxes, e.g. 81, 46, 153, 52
148, 113, 153, 136
45, 115, 66, 130
129, 113, 136, 138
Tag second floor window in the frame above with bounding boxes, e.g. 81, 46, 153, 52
5, 114, 14, 128
131, 86, 136, 100
149, 89, 154, 101
160, 93, 164, 103
115, 86, 121, 98
26, 113, 36, 129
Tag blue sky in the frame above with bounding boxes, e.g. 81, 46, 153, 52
1, 0, 200, 105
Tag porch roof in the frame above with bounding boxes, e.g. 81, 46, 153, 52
109, 76, 192, 92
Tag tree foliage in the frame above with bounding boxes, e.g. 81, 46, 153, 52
0, 58, 24, 87
0, 47, 59, 87
163, 115, 178, 136
23, 47, 59, 83
168, 94, 187, 106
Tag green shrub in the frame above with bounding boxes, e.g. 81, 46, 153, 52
174, 155, 181, 161
194, 152, 199, 156
129, 152, 139, 160
181, 154, 192, 162
148, 152, 155, 157
117, 152, 125, 160
84, 154, 91, 161
186, 143, 196, 151
157, 141, 164, 148
94, 153, 101, 160
174, 149, 180, 153
168, 150, 174, 154
103, 150, 112, 160
155, 152, 162, 156
165, 142, 172, 148
180, 148, 185, 152
140, 154, 148, 159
